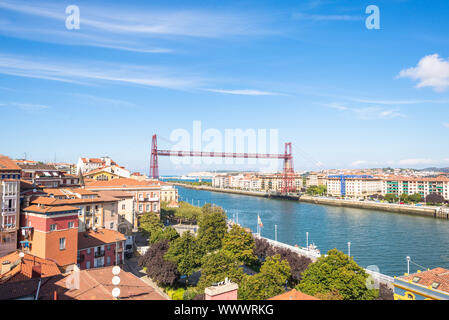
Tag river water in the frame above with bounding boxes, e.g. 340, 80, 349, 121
176, 186, 449, 276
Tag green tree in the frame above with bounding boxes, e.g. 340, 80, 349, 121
149, 226, 179, 244
409, 193, 423, 203
138, 212, 163, 238
238, 254, 291, 300
197, 204, 227, 253
306, 185, 327, 196
399, 193, 409, 203
222, 224, 257, 266
197, 250, 244, 291
297, 248, 378, 300
384, 193, 398, 203
165, 231, 202, 276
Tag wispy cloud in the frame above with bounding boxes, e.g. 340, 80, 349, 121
351, 158, 449, 168
70, 93, 136, 109
322, 103, 406, 120
0, 102, 50, 111
0, 53, 203, 90
204, 88, 285, 96
444, 123, 449, 128
0, 0, 277, 54
398, 54, 449, 92
293, 12, 364, 21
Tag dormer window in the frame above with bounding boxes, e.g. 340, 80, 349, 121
431, 282, 440, 289
412, 276, 420, 283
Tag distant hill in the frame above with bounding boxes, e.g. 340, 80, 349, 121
419, 167, 449, 173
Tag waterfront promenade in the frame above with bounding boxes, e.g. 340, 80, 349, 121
172, 183, 446, 219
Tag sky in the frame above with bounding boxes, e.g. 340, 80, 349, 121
1, 0, 449, 175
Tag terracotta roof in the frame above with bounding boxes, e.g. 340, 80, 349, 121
401, 268, 449, 293
31, 195, 118, 206
23, 204, 80, 214
0, 252, 61, 284
85, 177, 160, 188
78, 229, 126, 250
268, 289, 319, 300
96, 190, 134, 198
55, 266, 167, 300
0, 155, 21, 171
42, 188, 67, 196
16, 163, 58, 171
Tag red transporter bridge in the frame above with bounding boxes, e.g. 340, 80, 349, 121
150, 134, 297, 193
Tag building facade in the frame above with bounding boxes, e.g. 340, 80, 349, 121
76, 156, 117, 174
327, 175, 382, 198
382, 176, 449, 199
0, 155, 21, 258
20, 204, 79, 271
77, 229, 125, 270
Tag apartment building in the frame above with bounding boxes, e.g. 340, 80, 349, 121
77, 228, 126, 270
160, 183, 179, 203
306, 173, 327, 188
327, 175, 382, 198
260, 174, 303, 192
84, 178, 161, 216
20, 204, 80, 271
382, 176, 449, 199
83, 165, 131, 181
17, 162, 80, 188
212, 175, 232, 189
0, 155, 21, 258
76, 156, 118, 174
30, 196, 120, 232
95, 190, 136, 234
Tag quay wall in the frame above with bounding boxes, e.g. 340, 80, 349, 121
172, 183, 445, 219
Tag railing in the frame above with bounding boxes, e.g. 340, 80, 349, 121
94, 250, 105, 258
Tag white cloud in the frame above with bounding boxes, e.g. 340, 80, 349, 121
398, 54, 449, 92
0, 54, 203, 90
293, 12, 363, 21
323, 103, 405, 120
205, 89, 284, 96
0, 102, 50, 111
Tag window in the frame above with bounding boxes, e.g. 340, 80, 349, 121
431, 282, 440, 289
122, 204, 126, 210
86, 261, 90, 269
107, 256, 111, 265
59, 238, 66, 250
50, 224, 57, 231
87, 248, 91, 255
68, 221, 75, 229
107, 245, 111, 251
110, 222, 114, 229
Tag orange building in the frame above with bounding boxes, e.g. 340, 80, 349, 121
20, 204, 80, 271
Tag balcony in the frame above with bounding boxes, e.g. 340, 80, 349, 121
94, 250, 105, 258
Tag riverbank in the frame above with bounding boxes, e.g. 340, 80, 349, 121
172, 183, 446, 219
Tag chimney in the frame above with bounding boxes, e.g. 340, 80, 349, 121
1, 261, 11, 275
204, 278, 238, 300
32, 264, 42, 278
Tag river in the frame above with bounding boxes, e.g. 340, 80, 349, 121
176, 186, 449, 277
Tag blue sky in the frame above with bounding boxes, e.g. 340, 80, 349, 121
1, 0, 449, 174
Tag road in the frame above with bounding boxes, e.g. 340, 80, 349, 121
123, 256, 171, 300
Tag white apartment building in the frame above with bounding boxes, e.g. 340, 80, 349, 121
212, 175, 232, 189
76, 156, 118, 174
0, 155, 21, 258
327, 175, 382, 198
306, 173, 327, 188
382, 176, 449, 199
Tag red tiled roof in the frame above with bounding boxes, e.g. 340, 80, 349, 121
78, 229, 126, 250
23, 204, 80, 214
401, 268, 449, 293
0, 155, 21, 171
85, 177, 160, 188
31, 195, 118, 206
268, 289, 319, 300
0, 252, 61, 284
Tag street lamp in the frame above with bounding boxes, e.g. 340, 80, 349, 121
348, 242, 351, 258
275, 225, 278, 242
306, 232, 309, 249
406, 256, 411, 275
